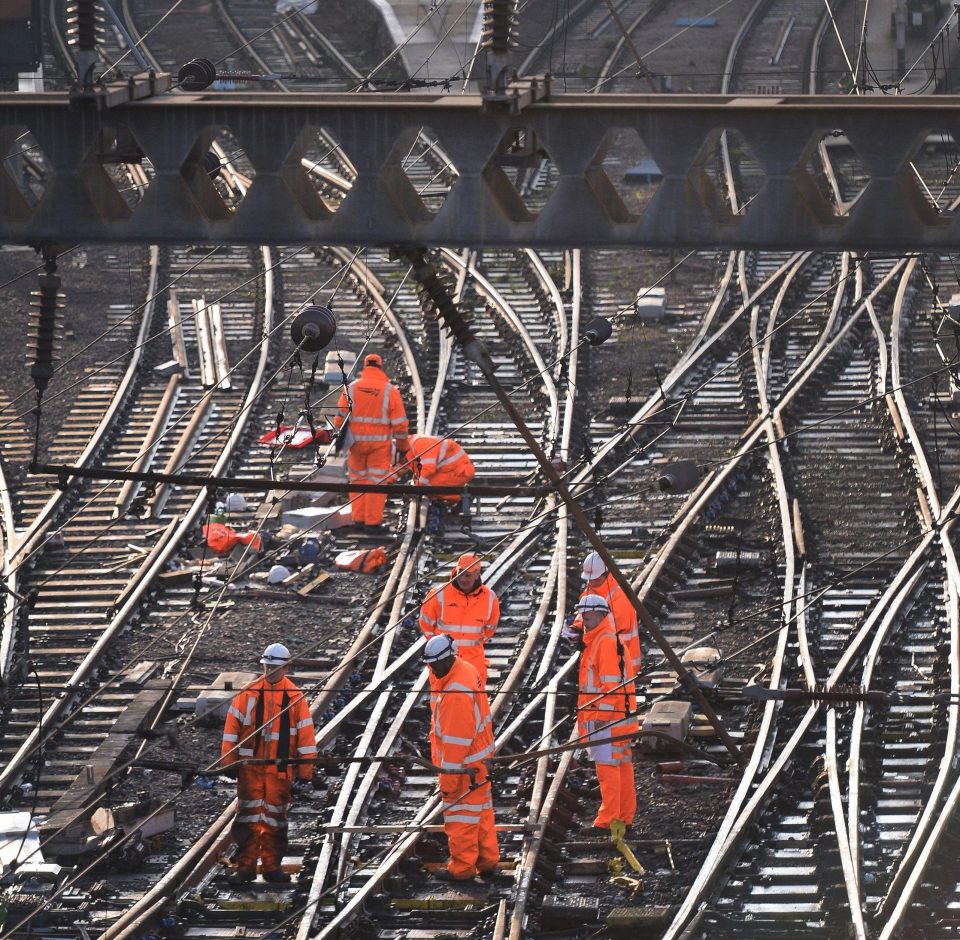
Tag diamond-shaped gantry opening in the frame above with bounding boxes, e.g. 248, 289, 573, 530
794, 130, 870, 219
0, 126, 49, 221
900, 128, 959, 224
280, 126, 356, 220
587, 127, 663, 223
79, 125, 154, 221
689, 128, 766, 222
482, 127, 559, 221
379, 126, 459, 222
180, 127, 256, 219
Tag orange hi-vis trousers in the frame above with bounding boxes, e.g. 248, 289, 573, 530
233, 767, 291, 872
584, 719, 636, 828
348, 441, 392, 525
442, 777, 500, 879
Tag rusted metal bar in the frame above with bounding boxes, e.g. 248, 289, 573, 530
399, 246, 747, 767
31, 461, 547, 497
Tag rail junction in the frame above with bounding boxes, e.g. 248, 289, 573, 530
3, 0, 960, 938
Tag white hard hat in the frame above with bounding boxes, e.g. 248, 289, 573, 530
581, 551, 607, 580
576, 593, 610, 614
267, 564, 291, 585
225, 492, 248, 513
261, 642, 291, 666
424, 634, 456, 664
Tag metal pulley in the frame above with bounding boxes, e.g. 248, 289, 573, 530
178, 57, 217, 91
291, 304, 337, 352
658, 459, 700, 494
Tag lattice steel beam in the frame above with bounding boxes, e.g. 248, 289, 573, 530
3, 92, 960, 249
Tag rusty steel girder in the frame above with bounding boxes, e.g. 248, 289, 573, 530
3, 91, 960, 249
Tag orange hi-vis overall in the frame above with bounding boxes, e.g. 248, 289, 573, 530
429, 656, 499, 879
576, 573, 641, 736
406, 434, 475, 502
221, 676, 317, 873
578, 615, 636, 828
334, 364, 409, 525
419, 580, 500, 685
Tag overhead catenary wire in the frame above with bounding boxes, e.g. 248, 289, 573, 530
3, 276, 944, 908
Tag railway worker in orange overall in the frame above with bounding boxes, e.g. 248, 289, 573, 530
419, 553, 500, 686
334, 353, 409, 530
219, 643, 317, 885
575, 552, 642, 690
424, 634, 500, 881
576, 594, 635, 830
398, 434, 475, 501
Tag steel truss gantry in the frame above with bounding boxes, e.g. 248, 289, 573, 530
3, 92, 960, 249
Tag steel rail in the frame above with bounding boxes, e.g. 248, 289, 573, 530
869, 260, 960, 936
0, 245, 274, 814
296, 245, 440, 937
99, 246, 413, 939
440, 248, 559, 438
0, 245, 158, 684
662, 255, 912, 937
594, 0, 665, 91
666, 489, 958, 938
212, 0, 292, 93
289, 10, 365, 83
304, 245, 570, 937
877, 553, 960, 936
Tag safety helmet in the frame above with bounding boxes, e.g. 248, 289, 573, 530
364, 353, 383, 368
225, 492, 248, 513
267, 564, 291, 584
261, 642, 291, 666
581, 551, 607, 580
424, 634, 457, 664
453, 553, 482, 577
576, 594, 610, 614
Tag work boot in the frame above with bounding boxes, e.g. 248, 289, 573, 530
262, 869, 292, 884
227, 869, 256, 886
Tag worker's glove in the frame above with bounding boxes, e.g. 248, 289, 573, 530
218, 765, 238, 780
562, 621, 581, 642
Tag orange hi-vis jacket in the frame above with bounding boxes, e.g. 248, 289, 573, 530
220, 676, 317, 781
578, 615, 627, 731
576, 574, 640, 715
429, 657, 495, 797
406, 434, 475, 485
334, 364, 409, 446
420, 580, 500, 653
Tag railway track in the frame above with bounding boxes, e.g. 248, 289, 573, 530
5, 4, 960, 940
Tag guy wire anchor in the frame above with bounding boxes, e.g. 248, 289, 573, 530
396, 245, 747, 768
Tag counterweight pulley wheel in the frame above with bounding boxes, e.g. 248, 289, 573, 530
292, 304, 337, 352
178, 57, 217, 91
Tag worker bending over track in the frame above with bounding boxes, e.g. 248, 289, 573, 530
425, 634, 500, 881
398, 433, 475, 501
420, 553, 500, 686
334, 352, 409, 530
219, 643, 316, 885
576, 594, 636, 830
